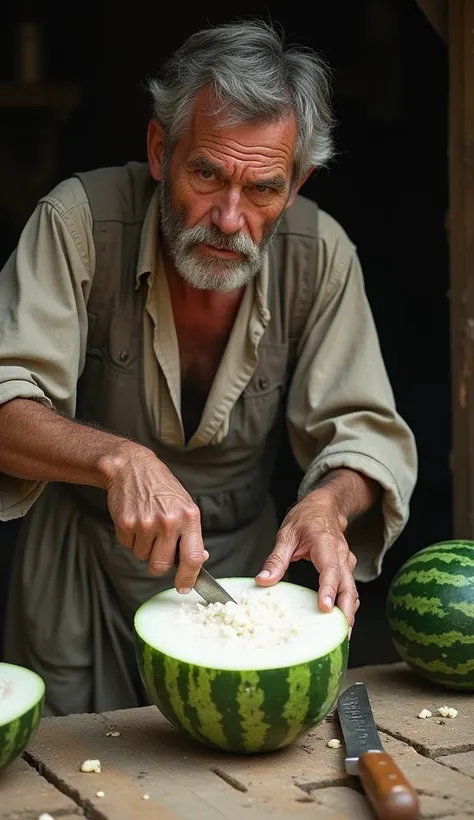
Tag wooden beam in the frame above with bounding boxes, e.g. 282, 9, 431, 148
448, 0, 474, 537
415, 0, 447, 40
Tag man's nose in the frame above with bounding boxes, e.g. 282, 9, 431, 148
211, 189, 245, 234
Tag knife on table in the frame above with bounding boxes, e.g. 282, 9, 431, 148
337, 682, 420, 820
174, 542, 237, 605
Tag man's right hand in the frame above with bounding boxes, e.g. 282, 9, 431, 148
0, 400, 205, 592
100, 445, 207, 593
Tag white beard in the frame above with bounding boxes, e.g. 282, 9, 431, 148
158, 175, 282, 293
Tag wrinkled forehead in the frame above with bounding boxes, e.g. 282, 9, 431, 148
177, 87, 298, 178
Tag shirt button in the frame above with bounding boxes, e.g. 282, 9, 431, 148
119, 350, 128, 362
258, 376, 269, 390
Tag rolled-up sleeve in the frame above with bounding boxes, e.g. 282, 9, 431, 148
286, 213, 418, 581
0, 179, 94, 521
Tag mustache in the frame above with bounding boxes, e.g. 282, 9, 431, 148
179, 224, 258, 256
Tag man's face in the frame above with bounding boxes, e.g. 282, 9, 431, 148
154, 89, 299, 292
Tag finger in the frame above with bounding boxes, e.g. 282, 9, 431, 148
132, 516, 159, 562
115, 514, 137, 550
302, 531, 343, 611
348, 550, 357, 572
317, 559, 341, 612
148, 514, 180, 576
335, 570, 359, 627
255, 527, 296, 585
174, 543, 209, 568
348, 598, 360, 641
175, 527, 206, 592
337, 590, 357, 627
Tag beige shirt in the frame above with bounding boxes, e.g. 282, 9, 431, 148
0, 175, 418, 579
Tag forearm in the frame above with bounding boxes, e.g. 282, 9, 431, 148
304, 467, 380, 528
0, 397, 147, 489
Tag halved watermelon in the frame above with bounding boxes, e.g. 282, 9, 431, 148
134, 578, 349, 754
0, 662, 45, 772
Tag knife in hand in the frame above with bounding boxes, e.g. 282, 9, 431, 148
337, 682, 420, 820
174, 542, 237, 606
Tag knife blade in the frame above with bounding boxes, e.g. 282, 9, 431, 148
174, 543, 237, 605
337, 683, 420, 820
193, 565, 237, 606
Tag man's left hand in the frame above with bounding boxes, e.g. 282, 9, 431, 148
255, 494, 359, 630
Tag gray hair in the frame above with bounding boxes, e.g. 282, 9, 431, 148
146, 20, 335, 180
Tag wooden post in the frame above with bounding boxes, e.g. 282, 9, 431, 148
448, 0, 474, 536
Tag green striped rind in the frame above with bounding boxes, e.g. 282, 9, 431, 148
386, 541, 474, 691
135, 632, 348, 754
0, 697, 44, 771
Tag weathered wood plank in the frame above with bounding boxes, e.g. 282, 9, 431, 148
26, 710, 318, 820
210, 715, 349, 798
100, 707, 321, 818
303, 787, 375, 819
345, 663, 474, 758
378, 733, 474, 819
15, 663, 474, 819
448, 0, 474, 536
298, 722, 474, 819
26, 711, 216, 820
0, 755, 82, 820
435, 749, 474, 779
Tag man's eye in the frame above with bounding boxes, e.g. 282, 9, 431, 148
255, 184, 269, 193
198, 170, 215, 180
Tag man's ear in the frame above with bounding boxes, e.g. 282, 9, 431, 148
285, 166, 316, 209
147, 118, 166, 181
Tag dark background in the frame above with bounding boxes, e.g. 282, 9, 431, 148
0, 0, 450, 668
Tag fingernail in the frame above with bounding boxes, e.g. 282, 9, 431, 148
203, 550, 210, 561
348, 627, 352, 640
256, 570, 271, 579
178, 588, 191, 595
324, 596, 333, 608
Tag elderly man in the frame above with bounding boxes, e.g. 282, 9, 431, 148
0, 20, 417, 716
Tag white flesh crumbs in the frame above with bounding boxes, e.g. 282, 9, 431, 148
80, 759, 101, 773
136, 579, 348, 671
0, 679, 13, 701
175, 590, 304, 648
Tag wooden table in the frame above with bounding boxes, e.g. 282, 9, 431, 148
2, 663, 474, 819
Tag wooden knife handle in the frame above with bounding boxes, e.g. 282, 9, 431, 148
358, 751, 420, 820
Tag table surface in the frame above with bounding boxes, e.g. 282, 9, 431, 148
2, 662, 474, 820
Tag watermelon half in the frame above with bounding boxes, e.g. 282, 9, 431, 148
0, 662, 45, 772
134, 578, 349, 754
386, 540, 474, 691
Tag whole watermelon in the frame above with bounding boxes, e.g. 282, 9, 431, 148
386, 540, 474, 690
